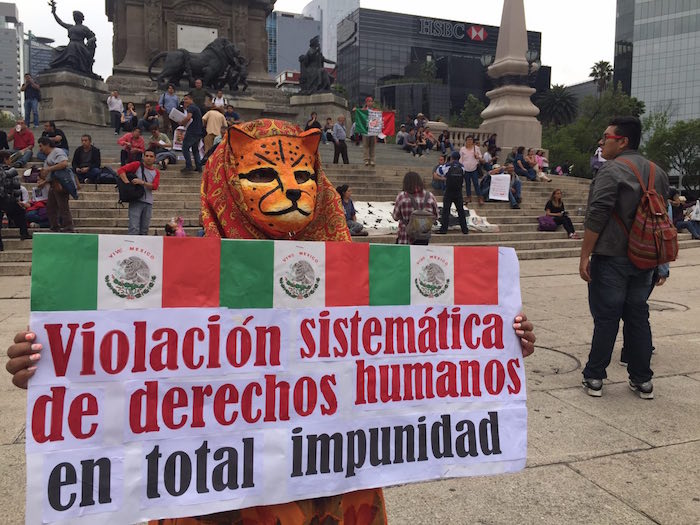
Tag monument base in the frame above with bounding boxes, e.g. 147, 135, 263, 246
289, 92, 350, 126
36, 71, 110, 127
480, 85, 542, 148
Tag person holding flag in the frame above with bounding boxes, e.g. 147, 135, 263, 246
353, 97, 397, 167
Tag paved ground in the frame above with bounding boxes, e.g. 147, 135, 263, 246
0, 248, 699, 525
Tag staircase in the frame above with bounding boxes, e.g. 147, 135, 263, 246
1, 124, 696, 276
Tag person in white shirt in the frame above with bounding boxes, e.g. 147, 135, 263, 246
213, 90, 227, 108
107, 90, 124, 135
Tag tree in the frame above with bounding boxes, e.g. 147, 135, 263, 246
644, 119, 700, 189
589, 60, 614, 94
536, 84, 578, 127
419, 60, 437, 82
455, 94, 485, 128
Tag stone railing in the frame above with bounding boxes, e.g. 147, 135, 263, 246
445, 127, 494, 146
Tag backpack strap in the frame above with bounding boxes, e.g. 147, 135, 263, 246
422, 192, 430, 207
617, 157, 655, 192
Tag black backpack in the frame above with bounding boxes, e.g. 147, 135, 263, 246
116, 162, 145, 204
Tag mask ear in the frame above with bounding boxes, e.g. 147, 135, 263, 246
300, 128, 322, 153
227, 126, 257, 154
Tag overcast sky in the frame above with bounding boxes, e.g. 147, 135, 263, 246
18, 0, 615, 86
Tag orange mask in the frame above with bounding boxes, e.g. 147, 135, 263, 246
201, 119, 350, 242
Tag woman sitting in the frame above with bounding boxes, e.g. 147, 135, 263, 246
392, 171, 439, 245
121, 102, 139, 132
527, 148, 552, 182
545, 189, 580, 239
514, 146, 536, 181
438, 130, 453, 154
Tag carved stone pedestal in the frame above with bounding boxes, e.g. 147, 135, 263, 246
289, 92, 350, 126
36, 71, 110, 126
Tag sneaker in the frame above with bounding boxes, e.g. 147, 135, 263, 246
629, 380, 654, 399
582, 378, 603, 397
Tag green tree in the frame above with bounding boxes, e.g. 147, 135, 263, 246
456, 94, 485, 128
589, 60, 614, 94
0, 111, 15, 128
536, 84, 578, 127
643, 119, 700, 188
419, 60, 437, 82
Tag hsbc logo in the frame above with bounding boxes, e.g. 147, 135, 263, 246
468, 25, 488, 41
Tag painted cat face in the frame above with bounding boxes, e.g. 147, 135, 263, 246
229, 126, 322, 238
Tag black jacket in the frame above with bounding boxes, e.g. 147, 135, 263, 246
71, 146, 102, 170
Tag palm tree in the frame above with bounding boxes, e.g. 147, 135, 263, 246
536, 85, 578, 127
590, 60, 614, 94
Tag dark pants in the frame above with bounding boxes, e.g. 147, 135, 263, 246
554, 215, 575, 235
120, 150, 143, 166
182, 134, 202, 170
76, 167, 102, 183
439, 189, 468, 234
464, 169, 480, 197
583, 255, 654, 383
110, 110, 122, 133
333, 140, 349, 164
46, 187, 74, 232
0, 198, 29, 248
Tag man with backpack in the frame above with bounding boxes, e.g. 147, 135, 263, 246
435, 151, 469, 236
579, 117, 675, 399
117, 148, 161, 235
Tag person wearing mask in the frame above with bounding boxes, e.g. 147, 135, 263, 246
117, 148, 161, 235
71, 134, 102, 183
107, 90, 124, 134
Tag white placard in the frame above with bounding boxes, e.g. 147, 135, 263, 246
488, 174, 511, 202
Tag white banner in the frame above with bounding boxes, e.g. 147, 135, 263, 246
488, 174, 511, 202
26, 304, 526, 523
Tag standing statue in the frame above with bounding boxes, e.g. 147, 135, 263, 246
47, 0, 97, 76
298, 36, 336, 95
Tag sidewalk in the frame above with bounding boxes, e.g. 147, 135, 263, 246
1, 248, 698, 524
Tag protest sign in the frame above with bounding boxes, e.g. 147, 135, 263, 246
488, 174, 511, 201
26, 234, 527, 524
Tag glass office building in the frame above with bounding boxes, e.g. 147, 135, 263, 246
614, 0, 700, 122
337, 8, 550, 119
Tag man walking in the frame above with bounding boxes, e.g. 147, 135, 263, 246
180, 93, 203, 173
117, 148, 160, 235
332, 115, 349, 164
20, 74, 41, 128
579, 116, 670, 399
202, 105, 227, 154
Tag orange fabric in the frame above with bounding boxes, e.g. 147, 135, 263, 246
150, 120, 384, 525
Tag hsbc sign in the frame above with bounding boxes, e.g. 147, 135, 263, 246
418, 18, 490, 42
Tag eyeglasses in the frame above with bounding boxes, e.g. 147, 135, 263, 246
602, 133, 625, 141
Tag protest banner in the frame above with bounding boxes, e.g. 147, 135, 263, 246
26, 234, 527, 524
488, 174, 511, 201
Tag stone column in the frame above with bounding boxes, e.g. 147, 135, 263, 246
479, 0, 541, 149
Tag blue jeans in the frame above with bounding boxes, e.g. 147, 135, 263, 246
516, 167, 536, 181
24, 98, 39, 127
676, 220, 700, 239
182, 134, 202, 170
463, 169, 480, 197
509, 177, 521, 207
77, 167, 102, 183
584, 255, 654, 383
10, 149, 33, 167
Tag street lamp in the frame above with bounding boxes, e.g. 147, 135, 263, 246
526, 49, 539, 74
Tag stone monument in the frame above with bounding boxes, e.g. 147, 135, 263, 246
36, 0, 109, 126
479, 0, 541, 149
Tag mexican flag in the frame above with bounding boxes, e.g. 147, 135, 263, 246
30, 234, 503, 312
354, 109, 395, 137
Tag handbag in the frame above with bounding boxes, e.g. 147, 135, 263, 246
538, 215, 557, 231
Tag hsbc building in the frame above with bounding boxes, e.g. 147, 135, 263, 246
337, 8, 550, 120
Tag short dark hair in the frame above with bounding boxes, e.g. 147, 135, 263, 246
517, 146, 525, 154
167, 84, 175, 90
144, 147, 156, 155
81, 134, 92, 142
450, 151, 460, 161
402, 171, 424, 194
150, 124, 160, 132
610, 116, 642, 150
38, 137, 53, 147
184, 93, 193, 99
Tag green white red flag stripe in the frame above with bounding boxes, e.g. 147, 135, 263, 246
30, 234, 504, 312
353, 109, 396, 136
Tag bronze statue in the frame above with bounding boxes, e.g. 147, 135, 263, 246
298, 36, 336, 95
148, 38, 249, 92
47, 0, 97, 76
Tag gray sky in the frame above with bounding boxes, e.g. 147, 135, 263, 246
19, 0, 615, 86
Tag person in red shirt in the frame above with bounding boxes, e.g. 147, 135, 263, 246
7, 119, 35, 167
117, 127, 145, 166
